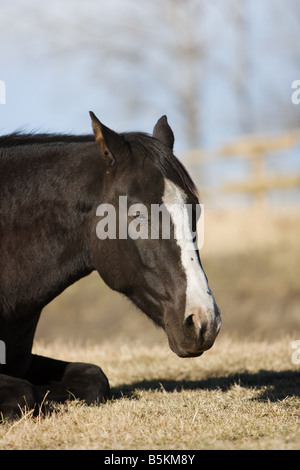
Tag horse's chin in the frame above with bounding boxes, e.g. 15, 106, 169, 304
168, 340, 205, 358
175, 349, 204, 358
164, 327, 207, 358
164, 318, 218, 358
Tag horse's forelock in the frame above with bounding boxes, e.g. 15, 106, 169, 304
123, 132, 198, 202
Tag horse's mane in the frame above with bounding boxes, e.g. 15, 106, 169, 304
0, 131, 198, 200
0, 132, 94, 147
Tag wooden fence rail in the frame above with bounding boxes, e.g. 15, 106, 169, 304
183, 129, 300, 208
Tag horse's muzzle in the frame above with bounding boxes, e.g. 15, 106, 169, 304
165, 306, 222, 358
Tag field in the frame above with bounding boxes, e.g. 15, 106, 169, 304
0, 208, 299, 450
0, 338, 299, 450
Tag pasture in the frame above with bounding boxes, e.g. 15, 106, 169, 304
0, 338, 299, 450
0, 208, 299, 450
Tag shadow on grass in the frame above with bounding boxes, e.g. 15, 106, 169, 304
112, 369, 300, 403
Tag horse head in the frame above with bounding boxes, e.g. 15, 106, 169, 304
89, 112, 221, 358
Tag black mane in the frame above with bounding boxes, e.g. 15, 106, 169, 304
0, 131, 198, 200
0, 132, 94, 147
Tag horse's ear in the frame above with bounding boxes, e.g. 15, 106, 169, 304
89, 111, 124, 165
153, 115, 174, 150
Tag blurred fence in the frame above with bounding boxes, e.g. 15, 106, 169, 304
184, 129, 300, 210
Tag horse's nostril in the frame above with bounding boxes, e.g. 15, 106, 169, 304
185, 312, 204, 336
184, 314, 194, 328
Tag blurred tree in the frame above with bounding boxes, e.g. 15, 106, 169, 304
0, 0, 299, 149
230, 0, 254, 134
164, 0, 205, 148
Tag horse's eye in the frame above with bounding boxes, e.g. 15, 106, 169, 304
134, 212, 148, 222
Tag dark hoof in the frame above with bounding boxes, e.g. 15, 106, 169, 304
0, 375, 38, 422
61, 363, 111, 404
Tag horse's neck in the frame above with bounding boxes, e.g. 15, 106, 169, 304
0, 143, 104, 315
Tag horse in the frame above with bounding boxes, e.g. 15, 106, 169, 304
0, 112, 221, 420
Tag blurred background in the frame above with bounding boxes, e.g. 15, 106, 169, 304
1, 0, 299, 346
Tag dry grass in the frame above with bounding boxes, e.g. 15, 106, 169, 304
0, 336, 299, 450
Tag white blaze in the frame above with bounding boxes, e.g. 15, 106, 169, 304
162, 178, 216, 323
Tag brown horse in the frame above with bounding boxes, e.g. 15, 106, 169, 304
0, 112, 221, 420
